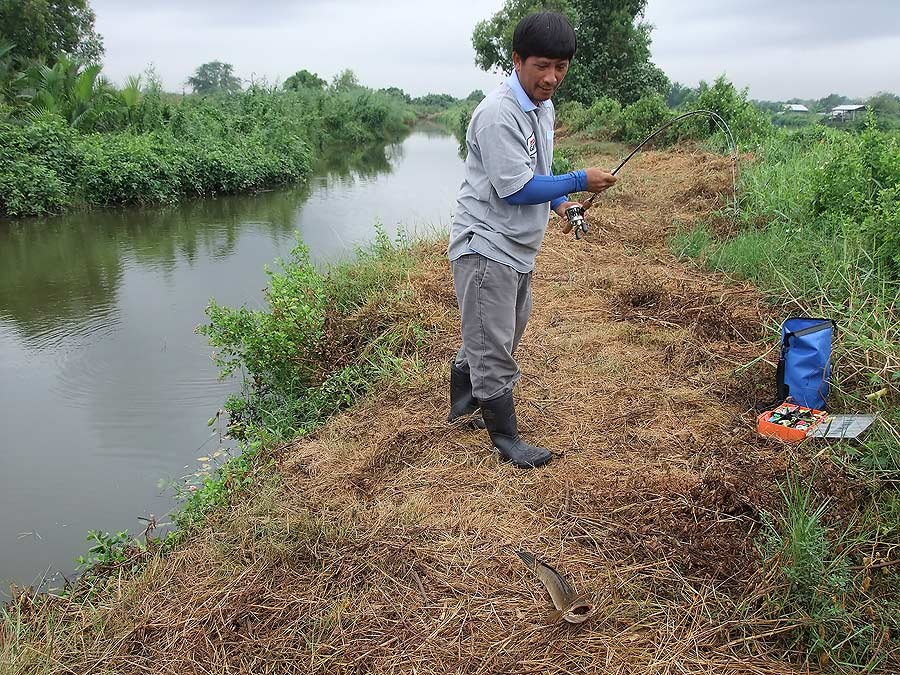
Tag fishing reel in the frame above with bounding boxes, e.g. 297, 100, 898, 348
565, 204, 588, 240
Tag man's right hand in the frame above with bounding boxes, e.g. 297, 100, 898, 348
584, 168, 617, 193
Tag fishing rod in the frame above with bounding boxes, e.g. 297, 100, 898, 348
564, 109, 740, 239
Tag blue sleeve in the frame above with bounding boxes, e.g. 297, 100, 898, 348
504, 170, 587, 206
550, 161, 567, 212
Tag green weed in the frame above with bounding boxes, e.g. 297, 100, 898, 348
200, 226, 424, 444
673, 115, 900, 671
74, 530, 134, 570
758, 473, 876, 669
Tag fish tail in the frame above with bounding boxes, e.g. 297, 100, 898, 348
515, 550, 536, 569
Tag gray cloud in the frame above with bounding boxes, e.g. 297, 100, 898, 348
647, 0, 900, 47
91, 0, 899, 101
644, 0, 900, 98
92, 0, 503, 96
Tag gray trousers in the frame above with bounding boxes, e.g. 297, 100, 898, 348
451, 253, 533, 401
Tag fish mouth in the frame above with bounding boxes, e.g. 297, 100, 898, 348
562, 602, 595, 624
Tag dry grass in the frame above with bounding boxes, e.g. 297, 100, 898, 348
2, 149, 876, 674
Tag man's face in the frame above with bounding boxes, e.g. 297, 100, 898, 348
513, 52, 570, 103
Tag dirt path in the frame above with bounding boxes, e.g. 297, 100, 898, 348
10, 148, 853, 673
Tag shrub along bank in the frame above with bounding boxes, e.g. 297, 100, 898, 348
200, 228, 424, 446
168, 228, 428, 535
557, 76, 772, 149
0, 84, 415, 218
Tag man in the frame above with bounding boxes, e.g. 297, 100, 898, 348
447, 11, 617, 469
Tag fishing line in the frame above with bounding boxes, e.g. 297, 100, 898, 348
582, 109, 740, 214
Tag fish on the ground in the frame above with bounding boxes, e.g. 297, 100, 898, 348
515, 550, 595, 624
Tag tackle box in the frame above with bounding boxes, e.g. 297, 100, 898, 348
757, 402, 828, 442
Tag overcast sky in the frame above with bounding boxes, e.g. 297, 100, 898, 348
92, 0, 900, 101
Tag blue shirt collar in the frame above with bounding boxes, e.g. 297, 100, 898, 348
505, 71, 550, 113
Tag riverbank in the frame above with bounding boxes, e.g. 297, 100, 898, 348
3, 142, 898, 673
0, 127, 464, 595
0, 85, 414, 219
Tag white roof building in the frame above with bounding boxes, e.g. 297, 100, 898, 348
830, 104, 866, 119
783, 104, 809, 112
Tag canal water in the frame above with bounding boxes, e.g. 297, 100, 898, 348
0, 127, 463, 594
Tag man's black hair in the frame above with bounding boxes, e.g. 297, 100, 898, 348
512, 11, 577, 63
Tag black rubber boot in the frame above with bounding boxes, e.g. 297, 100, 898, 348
448, 363, 486, 429
479, 392, 552, 469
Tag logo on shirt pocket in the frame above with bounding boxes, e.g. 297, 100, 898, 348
526, 132, 536, 157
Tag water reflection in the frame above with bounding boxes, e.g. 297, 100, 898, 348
0, 129, 462, 593
0, 140, 399, 347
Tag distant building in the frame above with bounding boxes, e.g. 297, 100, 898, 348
783, 104, 809, 112
830, 104, 866, 121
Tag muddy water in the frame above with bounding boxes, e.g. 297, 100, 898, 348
0, 127, 462, 593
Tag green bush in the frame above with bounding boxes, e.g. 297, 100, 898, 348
556, 100, 590, 133
864, 187, 900, 271
684, 76, 772, 146
0, 85, 412, 217
199, 229, 421, 441
0, 158, 70, 216
586, 96, 623, 139
558, 77, 769, 149
0, 119, 78, 215
619, 94, 672, 144
811, 116, 900, 272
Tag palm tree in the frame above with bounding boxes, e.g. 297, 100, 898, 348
118, 74, 142, 127
20, 55, 107, 129
0, 41, 28, 107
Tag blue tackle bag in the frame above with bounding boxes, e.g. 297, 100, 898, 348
776, 317, 835, 410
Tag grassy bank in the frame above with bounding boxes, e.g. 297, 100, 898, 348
0, 81, 414, 218
670, 121, 899, 401
670, 120, 900, 668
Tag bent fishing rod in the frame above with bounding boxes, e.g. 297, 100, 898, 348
563, 109, 739, 239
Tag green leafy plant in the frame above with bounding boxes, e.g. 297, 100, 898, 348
199, 227, 422, 443
74, 529, 133, 569
0, 80, 413, 217
758, 473, 868, 667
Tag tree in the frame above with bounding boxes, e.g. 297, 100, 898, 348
411, 93, 458, 109
868, 92, 900, 118
466, 89, 485, 102
471, 0, 668, 105
331, 69, 360, 92
0, 0, 103, 64
379, 86, 411, 102
818, 93, 850, 112
472, 0, 572, 75
666, 81, 695, 108
19, 55, 112, 129
186, 61, 241, 95
283, 68, 326, 91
